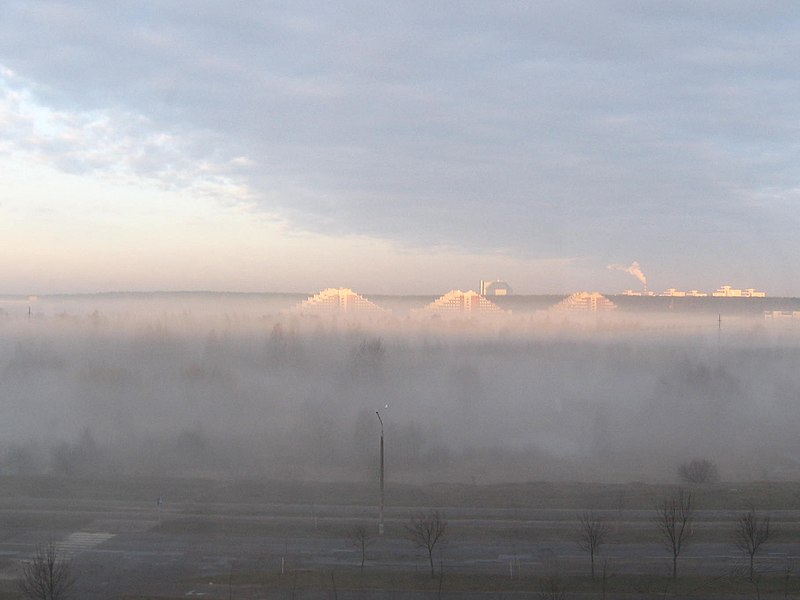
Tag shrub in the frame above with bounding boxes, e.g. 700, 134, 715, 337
678, 458, 720, 484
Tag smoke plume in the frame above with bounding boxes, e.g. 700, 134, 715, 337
608, 261, 647, 287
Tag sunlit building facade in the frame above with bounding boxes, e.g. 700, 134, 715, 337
295, 288, 386, 314
552, 291, 617, 312
416, 290, 508, 316
660, 288, 686, 297
712, 285, 766, 298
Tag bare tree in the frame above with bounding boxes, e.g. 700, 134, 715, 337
18, 542, 76, 600
348, 523, 374, 575
678, 458, 719, 484
577, 511, 608, 580
655, 488, 695, 580
351, 337, 386, 377
600, 558, 615, 600
734, 506, 771, 581
782, 560, 793, 600
405, 510, 448, 577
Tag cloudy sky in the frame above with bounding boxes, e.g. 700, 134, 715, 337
1, 2, 798, 295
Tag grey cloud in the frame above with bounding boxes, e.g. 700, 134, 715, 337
1, 1, 799, 273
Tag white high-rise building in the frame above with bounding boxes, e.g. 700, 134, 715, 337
295, 288, 386, 314
552, 292, 617, 312
416, 290, 508, 316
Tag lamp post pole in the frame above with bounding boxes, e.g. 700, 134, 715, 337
376, 411, 385, 536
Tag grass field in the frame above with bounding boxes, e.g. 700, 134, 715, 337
1, 475, 799, 598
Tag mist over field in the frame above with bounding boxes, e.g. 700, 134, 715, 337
2, 294, 799, 484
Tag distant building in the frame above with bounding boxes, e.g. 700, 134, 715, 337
764, 311, 800, 320
295, 288, 386, 314
712, 285, 766, 298
660, 288, 686, 297
656, 288, 707, 297
416, 290, 508, 316
479, 280, 513, 296
712, 285, 739, 297
552, 292, 617, 312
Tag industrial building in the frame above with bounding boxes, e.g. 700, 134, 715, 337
479, 280, 513, 296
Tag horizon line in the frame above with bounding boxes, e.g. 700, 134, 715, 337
0, 289, 788, 300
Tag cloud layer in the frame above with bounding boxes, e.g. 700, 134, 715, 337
1, 2, 799, 292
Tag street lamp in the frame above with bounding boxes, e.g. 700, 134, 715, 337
376, 411, 385, 536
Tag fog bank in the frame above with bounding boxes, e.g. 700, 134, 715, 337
1, 294, 798, 483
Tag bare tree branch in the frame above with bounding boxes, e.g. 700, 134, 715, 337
577, 511, 608, 580
734, 506, 771, 581
18, 542, 76, 600
405, 510, 448, 577
348, 523, 374, 575
655, 488, 694, 580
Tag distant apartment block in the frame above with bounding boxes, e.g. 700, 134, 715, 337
295, 288, 386, 314
660, 288, 686, 297
479, 280, 513, 296
658, 289, 707, 297
712, 285, 766, 298
416, 290, 508, 316
764, 311, 800, 320
624, 286, 763, 298
552, 292, 617, 312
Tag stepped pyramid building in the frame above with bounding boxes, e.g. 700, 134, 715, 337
552, 291, 617, 312
295, 288, 386, 315
416, 290, 508, 316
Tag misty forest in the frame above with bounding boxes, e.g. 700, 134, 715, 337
2, 296, 798, 483
2, 295, 800, 599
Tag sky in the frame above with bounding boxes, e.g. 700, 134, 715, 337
1, 2, 799, 296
